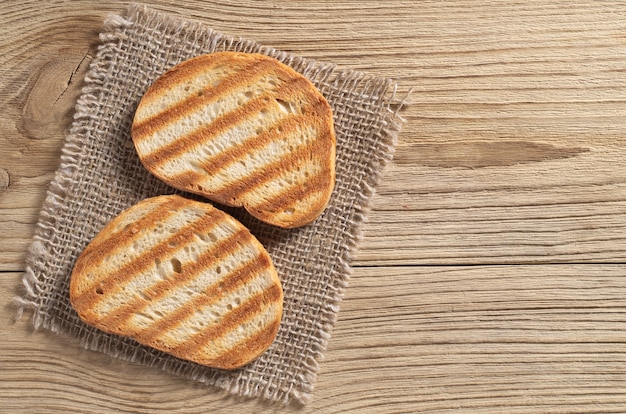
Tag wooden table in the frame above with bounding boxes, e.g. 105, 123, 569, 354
2, 1, 626, 412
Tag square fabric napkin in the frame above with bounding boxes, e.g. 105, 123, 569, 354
16, 3, 405, 404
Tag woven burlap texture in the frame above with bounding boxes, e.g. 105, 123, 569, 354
16, 3, 405, 405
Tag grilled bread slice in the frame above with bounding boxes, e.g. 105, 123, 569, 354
131, 52, 336, 228
69, 194, 283, 370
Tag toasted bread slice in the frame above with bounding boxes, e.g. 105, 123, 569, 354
69, 195, 283, 370
131, 52, 336, 228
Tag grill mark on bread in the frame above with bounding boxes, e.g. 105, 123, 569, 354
133, 58, 263, 136
135, 53, 235, 110
95, 228, 255, 332
167, 137, 323, 208
139, 94, 272, 168
230, 100, 334, 204
84, 223, 252, 328
158, 80, 327, 180
71, 196, 185, 296
206, 128, 330, 204
133, 59, 278, 141
131, 52, 336, 228
250, 167, 333, 215
72, 208, 225, 311
138, 76, 308, 169
133, 54, 237, 124
165, 113, 311, 197
186, 113, 309, 175
136, 253, 270, 346
171, 282, 282, 358
210, 317, 281, 369
70, 194, 283, 369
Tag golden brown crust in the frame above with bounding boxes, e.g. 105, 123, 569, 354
70, 195, 283, 370
131, 52, 336, 228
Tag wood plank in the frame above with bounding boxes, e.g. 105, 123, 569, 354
3, 264, 626, 413
357, 177, 626, 265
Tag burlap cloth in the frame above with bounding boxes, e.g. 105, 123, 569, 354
15, 3, 405, 405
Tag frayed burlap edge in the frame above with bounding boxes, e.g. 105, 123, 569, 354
15, 3, 407, 405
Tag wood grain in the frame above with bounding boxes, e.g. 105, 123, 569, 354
2, 1, 626, 412
3, 265, 626, 413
